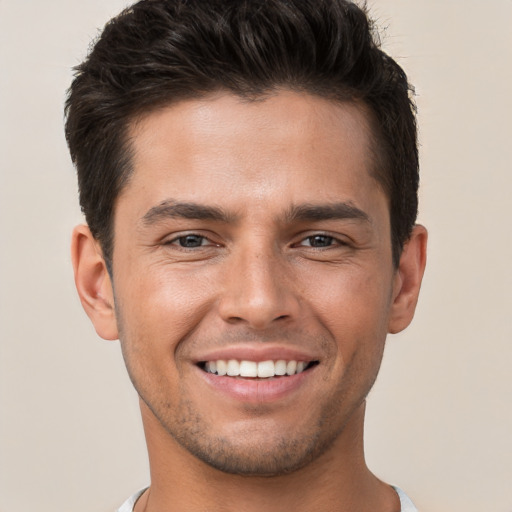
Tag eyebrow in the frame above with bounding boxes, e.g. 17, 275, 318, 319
142, 200, 236, 225
141, 199, 371, 227
285, 202, 371, 224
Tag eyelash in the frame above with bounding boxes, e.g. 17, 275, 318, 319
297, 234, 344, 248
164, 233, 347, 250
165, 234, 216, 249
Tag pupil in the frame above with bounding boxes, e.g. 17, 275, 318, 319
310, 235, 332, 247
180, 235, 203, 247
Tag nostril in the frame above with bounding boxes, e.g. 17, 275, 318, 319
226, 316, 244, 324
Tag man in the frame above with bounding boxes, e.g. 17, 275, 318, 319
66, 0, 427, 510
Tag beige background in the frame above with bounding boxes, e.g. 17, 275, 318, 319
1, 1, 511, 510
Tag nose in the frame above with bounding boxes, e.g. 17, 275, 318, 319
218, 243, 300, 330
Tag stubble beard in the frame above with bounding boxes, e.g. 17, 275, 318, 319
135, 371, 371, 477
116, 304, 383, 478
155, 397, 332, 476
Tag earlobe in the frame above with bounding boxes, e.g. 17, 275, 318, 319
71, 225, 119, 340
388, 224, 428, 334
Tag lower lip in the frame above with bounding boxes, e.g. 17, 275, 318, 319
198, 367, 314, 403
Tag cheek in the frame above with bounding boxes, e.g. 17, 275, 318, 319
113, 263, 218, 364
301, 264, 393, 358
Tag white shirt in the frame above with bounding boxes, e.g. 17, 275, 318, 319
118, 486, 418, 511
393, 486, 419, 512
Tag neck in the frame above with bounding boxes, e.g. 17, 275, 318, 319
135, 400, 400, 512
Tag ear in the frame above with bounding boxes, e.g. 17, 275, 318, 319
388, 224, 428, 334
71, 224, 119, 340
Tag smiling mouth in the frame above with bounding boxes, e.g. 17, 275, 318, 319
198, 359, 319, 378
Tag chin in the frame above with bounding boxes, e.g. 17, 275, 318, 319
174, 428, 332, 476
159, 399, 345, 477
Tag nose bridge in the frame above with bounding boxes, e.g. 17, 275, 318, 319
218, 235, 299, 329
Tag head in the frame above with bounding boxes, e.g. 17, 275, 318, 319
67, 0, 426, 478
65, 0, 418, 273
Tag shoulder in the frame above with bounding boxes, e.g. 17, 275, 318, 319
117, 488, 147, 512
393, 486, 419, 512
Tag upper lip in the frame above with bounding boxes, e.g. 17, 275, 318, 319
193, 344, 320, 364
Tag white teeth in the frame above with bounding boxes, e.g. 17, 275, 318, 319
257, 360, 275, 378
274, 360, 287, 376
239, 360, 258, 377
216, 360, 227, 376
227, 359, 239, 376
204, 359, 313, 378
286, 360, 297, 376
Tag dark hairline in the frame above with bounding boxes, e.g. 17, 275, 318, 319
65, 0, 419, 275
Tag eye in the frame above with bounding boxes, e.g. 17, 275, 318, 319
169, 234, 210, 248
300, 235, 337, 248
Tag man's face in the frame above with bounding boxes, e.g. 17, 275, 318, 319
111, 91, 401, 475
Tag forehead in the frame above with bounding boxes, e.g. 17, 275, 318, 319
123, 91, 383, 218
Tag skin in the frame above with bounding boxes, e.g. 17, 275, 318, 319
72, 91, 427, 511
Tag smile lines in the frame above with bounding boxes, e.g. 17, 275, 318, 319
200, 359, 318, 378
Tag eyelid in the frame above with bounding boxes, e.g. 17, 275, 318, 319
163, 231, 220, 247
294, 232, 350, 248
